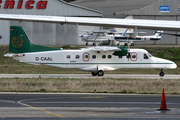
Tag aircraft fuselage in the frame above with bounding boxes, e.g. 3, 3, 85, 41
12, 48, 177, 72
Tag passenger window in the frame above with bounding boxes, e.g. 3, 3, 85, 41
144, 54, 149, 59
92, 55, 96, 59
132, 55, 136, 59
66, 55, 70, 59
83, 53, 90, 61
76, 55, 80, 59
119, 56, 122, 59
108, 55, 112, 59
102, 55, 106, 59
84, 55, 88, 59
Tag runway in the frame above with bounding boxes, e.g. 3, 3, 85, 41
0, 93, 179, 119
0, 74, 180, 79
0, 74, 180, 119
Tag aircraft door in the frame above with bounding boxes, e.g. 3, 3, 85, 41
124, 52, 139, 68
130, 52, 138, 61
65, 52, 75, 68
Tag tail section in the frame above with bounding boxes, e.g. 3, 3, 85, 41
154, 31, 163, 38
9, 26, 59, 53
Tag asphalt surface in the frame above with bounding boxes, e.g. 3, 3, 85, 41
0, 74, 180, 79
0, 93, 179, 120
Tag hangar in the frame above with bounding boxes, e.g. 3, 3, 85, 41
0, 0, 180, 45
0, 0, 102, 45
72, 0, 180, 45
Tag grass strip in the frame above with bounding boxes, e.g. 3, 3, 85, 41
0, 77, 179, 94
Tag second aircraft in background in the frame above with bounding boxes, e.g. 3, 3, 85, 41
79, 29, 163, 46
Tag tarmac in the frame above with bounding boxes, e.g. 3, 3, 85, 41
0, 74, 180, 79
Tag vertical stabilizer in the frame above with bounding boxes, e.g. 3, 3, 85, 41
154, 31, 163, 38
9, 26, 59, 53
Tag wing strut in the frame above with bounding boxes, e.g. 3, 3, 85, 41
134, 26, 137, 39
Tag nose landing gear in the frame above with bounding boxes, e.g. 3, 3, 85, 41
91, 70, 104, 76
159, 69, 164, 77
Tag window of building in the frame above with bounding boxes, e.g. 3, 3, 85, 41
102, 55, 106, 59
92, 55, 96, 59
66, 55, 70, 59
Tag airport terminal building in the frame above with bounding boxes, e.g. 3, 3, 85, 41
72, 0, 180, 45
0, 0, 180, 45
0, 0, 102, 45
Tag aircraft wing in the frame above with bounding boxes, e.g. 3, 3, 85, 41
81, 46, 122, 52
0, 14, 180, 31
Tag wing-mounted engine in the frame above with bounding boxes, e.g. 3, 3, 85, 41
113, 46, 128, 57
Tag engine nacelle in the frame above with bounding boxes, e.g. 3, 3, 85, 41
113, 46, 128, 57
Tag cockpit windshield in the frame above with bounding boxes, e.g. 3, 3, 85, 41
147, 52, 153, 57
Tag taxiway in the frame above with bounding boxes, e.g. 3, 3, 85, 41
0, 74, 180, 79
0, 93, 179, 119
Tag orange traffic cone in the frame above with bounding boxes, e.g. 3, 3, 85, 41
157, 88, 170, 111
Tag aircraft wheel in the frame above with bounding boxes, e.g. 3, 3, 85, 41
159, 71, 164, 77
108, 40, 111, 45
86, 43, 88, 46
131, 43, 134, 46
100, 43, 103, 46
92, 43, 96, 46
124, 43, 128, 46
91, 72, 97, 76
97, 70, 104, 76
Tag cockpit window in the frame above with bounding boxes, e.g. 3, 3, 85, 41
144, 54, 149, 59
147, 52, 153, 57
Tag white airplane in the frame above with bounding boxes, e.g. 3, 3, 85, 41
115, 30, 163, 46
79, 30, 114, 46
4, 26, 177, 76
79, 28, 163, 46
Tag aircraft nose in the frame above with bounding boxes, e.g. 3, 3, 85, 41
171, 61, 177, 69
153, 57, 177, 69
165, 60, 177, 69
78, 34, 83, 37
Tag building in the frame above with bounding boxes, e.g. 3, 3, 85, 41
72, 0, 180, 45
0, 0, 102, 45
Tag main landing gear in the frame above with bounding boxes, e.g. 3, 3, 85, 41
91, 70, 104, 76
159, 69, 165, 77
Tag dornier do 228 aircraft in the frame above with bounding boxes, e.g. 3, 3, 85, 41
4, 26, 177, 76
0, 14, 179, 76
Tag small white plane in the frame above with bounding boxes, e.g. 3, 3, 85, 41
79, 29, 163, 46
4, 26, 177, 76
79, 30, 114, 46
115, 30, 163, 46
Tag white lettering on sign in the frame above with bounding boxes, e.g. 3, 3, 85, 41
0, 0, 48, 9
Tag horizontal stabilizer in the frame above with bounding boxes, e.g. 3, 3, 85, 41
4, 53, 25, 57
4, 53, 15, 57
